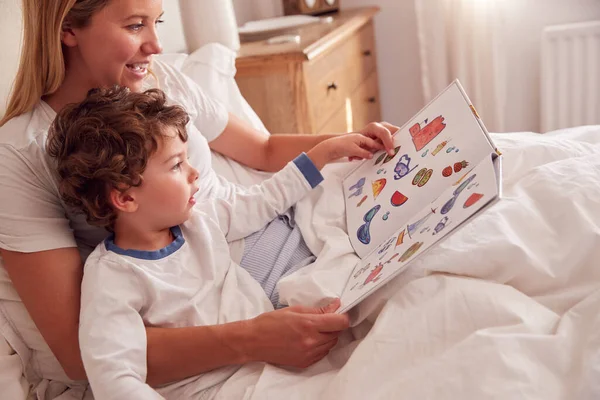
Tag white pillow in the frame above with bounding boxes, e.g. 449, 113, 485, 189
181, 44, 267, 134
157, 45, 273, 187
153, 53, 188, 71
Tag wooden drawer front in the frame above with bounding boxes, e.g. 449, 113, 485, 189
350, 72, 381, 131
318, 71, 381, 134
317, 103, 350, 134
236, 63, 310, 133
305, 22, 377, 131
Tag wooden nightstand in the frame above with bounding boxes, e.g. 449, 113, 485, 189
235, 7, 381, 134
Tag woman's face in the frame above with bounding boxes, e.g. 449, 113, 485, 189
65, 0, 164, 92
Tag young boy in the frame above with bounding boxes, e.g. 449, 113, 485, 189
47, 86, 383, 399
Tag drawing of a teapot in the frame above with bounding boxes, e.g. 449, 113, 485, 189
393, 154, 418, 180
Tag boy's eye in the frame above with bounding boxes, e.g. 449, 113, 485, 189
172, 161, 183, 171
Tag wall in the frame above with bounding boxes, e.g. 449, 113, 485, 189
342, 0, 424, 127
502, 0, 600, 132
0, 0, 23, 118
159, 0, 187, 53
233, 0, 283, 25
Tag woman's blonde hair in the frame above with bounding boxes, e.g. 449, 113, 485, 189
0, 0, 110, 127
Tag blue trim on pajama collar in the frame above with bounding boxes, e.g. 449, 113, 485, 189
104, 226, 185, 260
293, 153, 324, 189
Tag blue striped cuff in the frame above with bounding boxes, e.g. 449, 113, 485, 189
293, 153, 324, 189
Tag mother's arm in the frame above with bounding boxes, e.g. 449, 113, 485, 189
2, 248, 349, 385
2, 248, 85, 379
209, 113, 399, 172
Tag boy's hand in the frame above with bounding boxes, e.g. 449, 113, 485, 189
356, 121, 399, 159
306, 133, 385, 170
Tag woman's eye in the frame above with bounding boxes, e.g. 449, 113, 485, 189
127, 23, 144, 32
155, 19, 164, 25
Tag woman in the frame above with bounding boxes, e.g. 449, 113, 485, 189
0, 0, 398, 396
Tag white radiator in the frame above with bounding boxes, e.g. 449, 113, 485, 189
541, 21, 600, 132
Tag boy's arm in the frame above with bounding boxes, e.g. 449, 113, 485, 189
202, 133, 387, 241
79, 257, 164, 400
202, 153, 323, 242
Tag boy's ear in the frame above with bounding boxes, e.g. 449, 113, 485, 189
109, 188, 138, 213
60, 21, 78, 48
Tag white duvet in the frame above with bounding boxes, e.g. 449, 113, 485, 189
215, 125, 600, 400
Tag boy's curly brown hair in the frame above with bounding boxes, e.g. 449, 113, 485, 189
47, 86, 190, 231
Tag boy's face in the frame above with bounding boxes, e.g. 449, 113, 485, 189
128, 127, 199, 229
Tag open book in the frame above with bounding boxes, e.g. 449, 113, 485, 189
337, 80, 502, 313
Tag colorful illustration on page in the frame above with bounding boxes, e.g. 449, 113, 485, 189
372, 179, 387, 200
432, 216, 450, 235
374, 146, 401, 166
357, 205, 381, 245
351, 252, 400, 292
431, 140, 449, 156
407, 208, 436, 238
393, 154, 418, 180
441, 174, 477, 215
463, 193, 484, 208
390, 191, 408, 207
395, 229, 406, 247
412, 168, 433, 187
399, 242, 424, 262
409, 116, 446, 151
348, 177, 366, 198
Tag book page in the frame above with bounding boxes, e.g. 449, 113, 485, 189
338, 153, 501, 314
343, 81, 496, 258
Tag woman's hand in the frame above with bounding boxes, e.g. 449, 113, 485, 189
242, 299, 350, 368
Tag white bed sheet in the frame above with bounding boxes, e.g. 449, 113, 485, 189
0, 335, 29, 400
235, 125, 600, 399
2, 43, 599, 398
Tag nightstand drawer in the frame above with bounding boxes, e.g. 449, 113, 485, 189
350, 71, 381, 131
305, 21, 377, 130
317, 71, 381, 134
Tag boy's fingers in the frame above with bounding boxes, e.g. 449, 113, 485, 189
356, 135, 382, 151
354, 147, 373, 159
381, 121, 400, 134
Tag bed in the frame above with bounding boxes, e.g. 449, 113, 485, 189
2, 2, 600, 399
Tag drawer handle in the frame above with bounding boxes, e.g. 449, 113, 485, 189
363, 50, 372, 56
327, 82, 338, 91
368, 96, 377, 103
